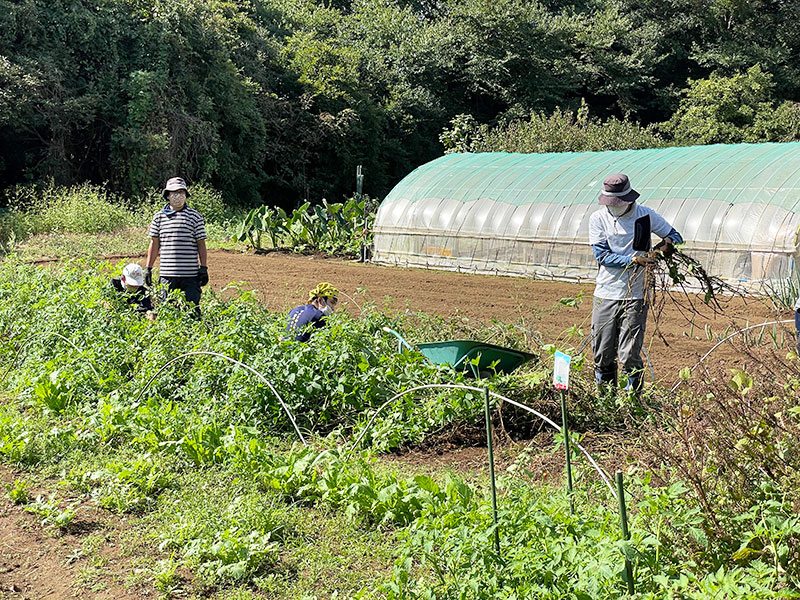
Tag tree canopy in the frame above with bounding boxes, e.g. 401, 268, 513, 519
1, 0, 799, 206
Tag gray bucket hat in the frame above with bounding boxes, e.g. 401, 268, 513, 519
162, 177, 191, 199
598, 173, 639, 206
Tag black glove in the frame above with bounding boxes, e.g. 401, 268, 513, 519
144, 267, 153, 287
197, 265, 209, 287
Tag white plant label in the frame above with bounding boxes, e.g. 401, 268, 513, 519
553, 351, 571, 390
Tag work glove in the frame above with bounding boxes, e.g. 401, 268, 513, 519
654, 238, 676, 258
632, 255, 655, 267
197, 265, 209, 287
144, 267, 153, 287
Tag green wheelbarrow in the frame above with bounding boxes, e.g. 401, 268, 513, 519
382, 327, 536, 377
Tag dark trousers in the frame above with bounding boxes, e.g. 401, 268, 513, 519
592, 297, 648, 392
159, 276, 202, 315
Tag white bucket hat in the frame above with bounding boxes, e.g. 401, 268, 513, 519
121, 263, 144, 287
162, 177, 190, 199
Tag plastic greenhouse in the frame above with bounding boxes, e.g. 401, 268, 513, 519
372, 143, 800, 285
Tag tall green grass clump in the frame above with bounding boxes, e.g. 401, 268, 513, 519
0, 181, 239, 253
3, 182, 137, 237
0, 207, 26, 252
761, 274, 800, 311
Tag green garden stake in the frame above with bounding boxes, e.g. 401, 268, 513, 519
560, 390, 574, 514
616, 470, 635, 595
553, 351, 574, 514
484, 387, 501, 555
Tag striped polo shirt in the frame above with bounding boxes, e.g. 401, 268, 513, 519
148, 205, 206, 277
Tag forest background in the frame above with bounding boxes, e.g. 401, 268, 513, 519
2, 0, 800, 208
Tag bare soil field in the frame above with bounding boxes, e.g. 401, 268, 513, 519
197, 249, 791, 381
0, 467, 144, 600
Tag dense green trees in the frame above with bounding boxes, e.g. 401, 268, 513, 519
1, 0, 799, 206
663, 66, 800, 145
440, 104, 665, 153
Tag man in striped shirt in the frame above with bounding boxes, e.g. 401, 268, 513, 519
144, 177, 208, 314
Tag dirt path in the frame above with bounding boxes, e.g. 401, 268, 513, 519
0, 467, 145, 600
194, 249, 791, 380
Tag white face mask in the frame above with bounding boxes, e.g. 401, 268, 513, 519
607, 202, 633, 218
320, 303, 333, 316
168, 191, 187, 211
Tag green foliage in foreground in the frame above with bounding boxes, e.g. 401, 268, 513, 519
389, 473, 799, 600
2, 392, 797, 597
0, 260, 798, 597
0, 259, 489, 449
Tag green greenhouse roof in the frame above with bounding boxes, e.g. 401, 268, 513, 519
387, 143, 800, 211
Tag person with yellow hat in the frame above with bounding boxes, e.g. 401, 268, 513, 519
282, 282, 339, 342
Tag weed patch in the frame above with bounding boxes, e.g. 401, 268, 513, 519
0, 259, 798, 598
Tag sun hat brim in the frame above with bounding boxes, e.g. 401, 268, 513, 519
162, 178, 191, 199
121, 274, 144, 287
598, 188, 639, 206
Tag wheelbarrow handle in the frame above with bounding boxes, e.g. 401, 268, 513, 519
382, 327, 415, 353
452, 346, 482, 369
453, 346, 484, 378
453, 345, 515, 368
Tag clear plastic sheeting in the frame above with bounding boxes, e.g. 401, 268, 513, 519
373, 144, 800, 285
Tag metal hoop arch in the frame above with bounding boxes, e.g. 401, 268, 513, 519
132, 350, 307, 446
349, 383, 617, 498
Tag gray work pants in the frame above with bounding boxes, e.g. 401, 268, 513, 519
591, 297, 648, 391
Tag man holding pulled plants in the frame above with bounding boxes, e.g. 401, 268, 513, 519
589, 174, 683, 394
144, 177, 209, 316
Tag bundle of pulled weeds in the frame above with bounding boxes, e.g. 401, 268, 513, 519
644, 246, 744, 340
